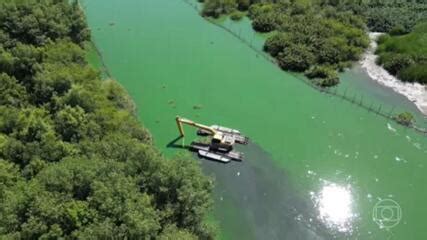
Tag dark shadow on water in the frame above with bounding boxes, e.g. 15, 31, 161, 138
166, 135, 189, 149
199, 142, 335, 240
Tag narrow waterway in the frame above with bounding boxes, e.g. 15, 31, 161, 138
82, 0, 427, 239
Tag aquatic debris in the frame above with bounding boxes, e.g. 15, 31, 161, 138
413, 142, 421, 149
109, 22, 115, 26
395, 156, 407, 163
193, 104, 203, 110
387, 123, 397, 132
334, 149, 342, 156
236, 171, 240, 176
168, 100, 176, 109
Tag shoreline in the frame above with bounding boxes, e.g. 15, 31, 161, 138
360, 32, 427, 116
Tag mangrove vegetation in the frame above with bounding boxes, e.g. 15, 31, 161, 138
376, 22, 427, 85
0, 0, 214, 239
200, 0, 427, 87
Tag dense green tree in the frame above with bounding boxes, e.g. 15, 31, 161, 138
263, 33, 289, 57
277, 43, 316, 71
158, 225, 198, 240
236, 0, 251, 11
0, 0, 90, 46
394, 112, 415, 126
0, 73, 28, 107
54, 106, 89, 142
202, 0, 237, 18
0, 0, 214, 238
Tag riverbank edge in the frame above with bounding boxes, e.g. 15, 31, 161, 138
84, 38, 223, 239
181, 0, 427, 135
85, 41, 114, 79
360, 32, 427, 116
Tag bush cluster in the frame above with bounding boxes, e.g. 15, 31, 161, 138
201, 0, 427, 86
376, 22, 427, 84
202, 0, 370, 87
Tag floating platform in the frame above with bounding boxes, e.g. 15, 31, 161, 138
190, 142, 243, 162
198, 150, 231, 163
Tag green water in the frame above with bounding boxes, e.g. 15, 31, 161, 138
82, 0, 427, 239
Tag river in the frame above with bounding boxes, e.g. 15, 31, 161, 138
82, 0, 427, 239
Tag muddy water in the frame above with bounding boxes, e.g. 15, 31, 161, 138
82, 0, 427, 239
201, 143, 333, 240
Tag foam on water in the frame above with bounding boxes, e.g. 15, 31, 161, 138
360, 32, 427, 115
387, 123, 397, 132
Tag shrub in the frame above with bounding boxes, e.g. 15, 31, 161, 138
277, 44, 316, 72
264, 33, 289, 57
230, 11, 245, 21
202, 0, 237, 18
317, 75, 340, 87
394, 112, 415, 126
252, 14, 276, 32
382, 54, 414, 75
398, 64, 427, 84
305, 65, 340, 87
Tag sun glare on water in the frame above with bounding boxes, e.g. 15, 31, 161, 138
312, 183, 356, 233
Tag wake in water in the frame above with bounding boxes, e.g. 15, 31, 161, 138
360, 32, 427, 115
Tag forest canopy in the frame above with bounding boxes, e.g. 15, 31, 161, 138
0, 0, 214, 239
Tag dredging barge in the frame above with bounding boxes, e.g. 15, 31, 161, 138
175, 116, 248, 163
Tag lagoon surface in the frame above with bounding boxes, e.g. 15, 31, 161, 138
83, 0, 427, 239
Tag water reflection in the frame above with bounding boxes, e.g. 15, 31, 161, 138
311, 182, 356, 233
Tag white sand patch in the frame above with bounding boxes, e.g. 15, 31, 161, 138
360, 32, 427, 115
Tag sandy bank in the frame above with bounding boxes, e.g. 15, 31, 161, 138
360, 32, 427, 115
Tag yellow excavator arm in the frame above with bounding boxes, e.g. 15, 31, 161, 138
175, 116, 217, 137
